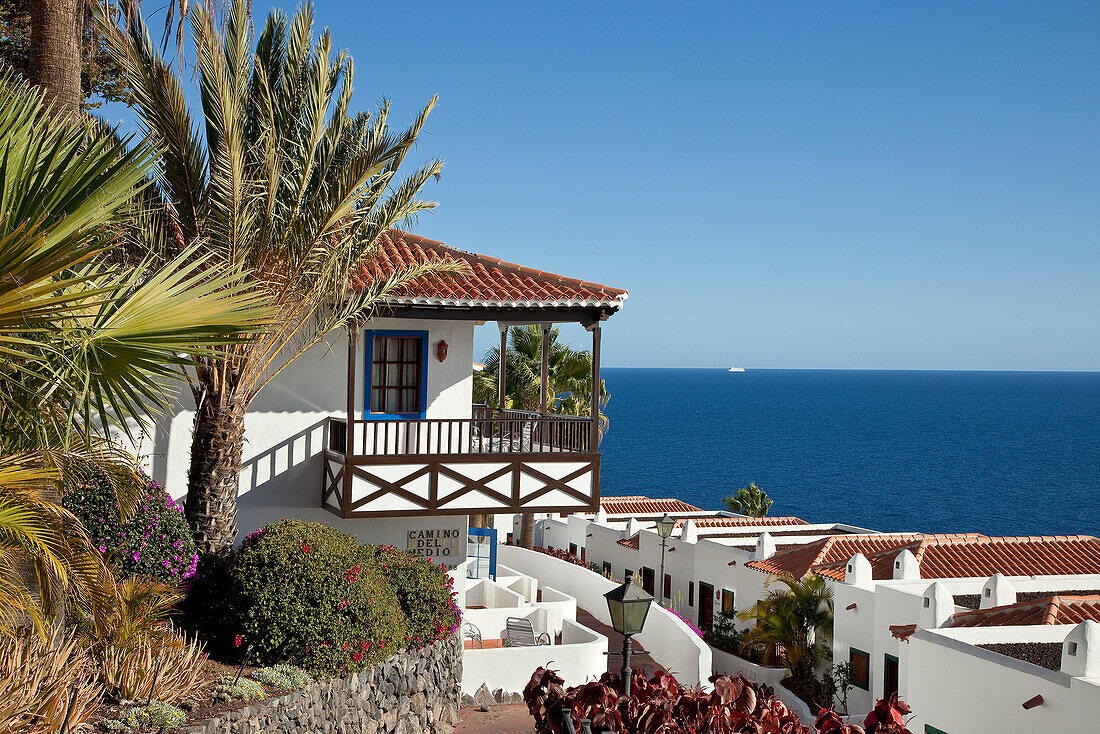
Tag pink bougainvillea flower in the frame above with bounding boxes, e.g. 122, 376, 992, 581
98, 545, 107, 553
234, 634, 243, 647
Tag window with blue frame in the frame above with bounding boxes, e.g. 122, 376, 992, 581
365, 330, 428, 418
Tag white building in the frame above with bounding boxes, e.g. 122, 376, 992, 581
140, 229, 627, 562
746, 532, 1100, 728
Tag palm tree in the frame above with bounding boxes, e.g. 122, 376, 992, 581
0, 70, 266, 632
103, 0, 461, 554
737, 574, 833, 683
28, 0, 83, 116
473, 325, 609, 546
723, 482, 773, 517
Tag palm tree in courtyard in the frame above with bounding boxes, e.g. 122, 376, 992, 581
473, 325, 608, 546
0, 71, 266, 632
103, 0, 461, 554
738, 574, 833, 683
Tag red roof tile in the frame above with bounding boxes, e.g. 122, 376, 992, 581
949, 595, 1100, 628
889, 624, 917, 641
675, 517, 809, 530
599, 496, 702, 516
617, 534, 640, 550
351, 230, 628, 310
747, 534, 935, 580
751, 533, 1100, 582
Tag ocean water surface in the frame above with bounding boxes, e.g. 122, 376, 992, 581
598, 369, 1099, 537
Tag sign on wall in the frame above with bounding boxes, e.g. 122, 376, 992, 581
407, 528, 462, 566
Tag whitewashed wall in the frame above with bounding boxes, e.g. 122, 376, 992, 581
906, 627, 1100, 733
462, 619, 608, 695
497, 545, 713, 687
140, 318, 474, 549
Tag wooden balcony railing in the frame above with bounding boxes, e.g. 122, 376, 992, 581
327, 406, 592, 458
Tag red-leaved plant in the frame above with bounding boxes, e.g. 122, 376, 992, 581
524, 666, 812, 733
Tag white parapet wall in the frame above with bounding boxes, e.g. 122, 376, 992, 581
905, 626, 1100, 734
497, 545, 713, 687
462, 618, 608, 695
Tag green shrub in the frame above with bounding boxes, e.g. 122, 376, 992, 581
366, 545, 461, 648
107, 701, 187, 730
64, 469, 199, 583
214, 676, 266, 703
231, 520, 406, 675
250, 663, 312, 690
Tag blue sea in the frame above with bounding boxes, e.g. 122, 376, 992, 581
598, 369, 1099, 537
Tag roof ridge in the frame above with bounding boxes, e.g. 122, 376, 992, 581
391, 229, 628, 296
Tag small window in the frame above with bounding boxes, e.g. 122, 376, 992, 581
368, 333, 424, 415
894, 560, 901, 569
923, 597, 930, 607
1068, 641, 1079, 656
580, 547, 586, 563
850, 648, 870, 690
569, 543, 578, 556
625, 569, 634, 582
984, 588, 991, 597
721, 589, 735, 615
663, 574, 671, 600
688, 581, 695, 607
603, 561, 612, 577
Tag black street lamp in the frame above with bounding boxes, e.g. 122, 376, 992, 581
604, 580, 654, 695
656, 513, 675, 606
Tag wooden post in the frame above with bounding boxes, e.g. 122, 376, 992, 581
589, 323, 601, 451
498, 323, 508, 412
344, 325, 357, 515
540, 323, 551, 415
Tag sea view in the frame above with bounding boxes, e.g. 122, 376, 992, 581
600, 368, 1100, 538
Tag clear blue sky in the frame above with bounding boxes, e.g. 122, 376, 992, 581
111, 1, 1100, 370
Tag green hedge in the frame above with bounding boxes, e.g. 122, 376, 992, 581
231, 520, 406, 675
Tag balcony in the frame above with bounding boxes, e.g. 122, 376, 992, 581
322, 406, 600, 518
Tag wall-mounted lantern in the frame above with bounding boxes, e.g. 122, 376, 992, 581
436, 340, 448, 362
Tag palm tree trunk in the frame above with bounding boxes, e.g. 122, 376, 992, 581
29, 0, 84, 117
185, 389, 248, 555
519, 512, 535, 549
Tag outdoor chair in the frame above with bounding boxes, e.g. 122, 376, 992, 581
504, 617, 550, 647
463, 621, 483, 649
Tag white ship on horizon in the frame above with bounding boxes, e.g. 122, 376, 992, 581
728, 366, 746, 372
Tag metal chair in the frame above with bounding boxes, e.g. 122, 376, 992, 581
463, 621, 483, 649
504, 617, 551, 647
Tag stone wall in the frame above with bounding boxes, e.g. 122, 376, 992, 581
184, 633, 462, 734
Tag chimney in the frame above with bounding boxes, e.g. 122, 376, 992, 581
593, 507, 608, 525
844, 553, 873, 588
624, 518, 640, 538
754, 532, 776, 560
919, 582, 956, 629
1061, 620, 1100, 678
681, 519, 699, 544
980, 573, 1017, 609
892, 549, 920, 580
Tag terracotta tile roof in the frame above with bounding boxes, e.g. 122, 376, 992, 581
351, 230, 628, 310
751, 533, 1100, 582
915, 536, 1100, 579
674, 516, 808, 530
949, 595, 1100, 628
889, 624, 917, 641
599, 496, 702, 516
746, 534, 933, 579
617, 534, 640, 550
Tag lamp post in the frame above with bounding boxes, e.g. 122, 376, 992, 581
604, 580, 653, 695
656, 513, 675, 606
